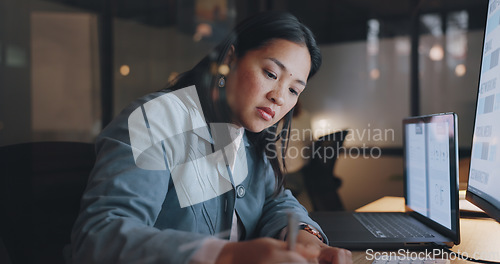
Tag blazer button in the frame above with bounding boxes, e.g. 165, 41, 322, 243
236, 185, 245, 198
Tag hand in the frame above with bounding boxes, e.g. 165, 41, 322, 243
315, 246, 352, 264
216, 237, 320, 264
296, 230, 353, 264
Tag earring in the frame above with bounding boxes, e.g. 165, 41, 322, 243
218, 76, 226, 88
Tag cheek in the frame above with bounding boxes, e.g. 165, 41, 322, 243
287, 98, 299, 111
240, 74, 262, 97
278, 100, 298, 119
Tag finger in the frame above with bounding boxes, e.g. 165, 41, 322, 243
295, 243, 321, 260
261, 237, 288, 250
307, 256, 320, 264
262, 238, 312, 263
319, 247, 352, 264
278, 251, 310, 264
270, 239, 313, 264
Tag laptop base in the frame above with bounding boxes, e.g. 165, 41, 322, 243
310, 211, 453, 250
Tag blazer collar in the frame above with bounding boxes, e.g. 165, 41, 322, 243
179, 85, 251, 149
177, 85, 213, 144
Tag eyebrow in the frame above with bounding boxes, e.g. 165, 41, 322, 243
267, 58, 307, 87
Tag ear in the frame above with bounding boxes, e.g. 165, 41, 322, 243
223, 45, 236, 68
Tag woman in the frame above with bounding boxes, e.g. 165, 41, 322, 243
70, 11, 352, 264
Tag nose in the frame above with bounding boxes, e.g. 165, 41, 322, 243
267, 87, 285, 106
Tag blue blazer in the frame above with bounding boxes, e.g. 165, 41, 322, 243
70, 86, 326, 264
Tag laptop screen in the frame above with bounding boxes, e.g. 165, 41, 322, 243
403, 113, 459, 233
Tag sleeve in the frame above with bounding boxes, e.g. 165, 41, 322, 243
69, 102, 216, 264
255, 161, 329, 244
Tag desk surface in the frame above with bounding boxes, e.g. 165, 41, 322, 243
351, 196, 500, 264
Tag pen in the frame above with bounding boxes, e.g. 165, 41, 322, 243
286, 212, 299, 251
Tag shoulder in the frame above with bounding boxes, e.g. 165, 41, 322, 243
95, 85, 209, 170
100, 85, 205, 141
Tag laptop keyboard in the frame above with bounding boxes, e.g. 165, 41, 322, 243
372, 256, 450, 264
354, 213, 435, 238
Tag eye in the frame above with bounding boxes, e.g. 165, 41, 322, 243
289, 88, 299, 96
264, 70, 277, 80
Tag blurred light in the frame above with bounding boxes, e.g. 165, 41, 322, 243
451, 11, 469, 29
311, 114, 347, 140
370, 68, 380, 80
168, 72, 179, 82
367, 19, 380, 56
446, 11, 469, 60
218, 64, 230, 75
193, 23, 213, 42
422, 14, 442, 36
429, 44, 444, 61
395, 37, 410, 56
316, 119, 329, 129
312, 118, 334, 139
447, 34, 467, 59
120, 65, 130, 76
455, 64, 466, 77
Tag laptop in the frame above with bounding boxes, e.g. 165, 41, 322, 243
310, 113, 460, 249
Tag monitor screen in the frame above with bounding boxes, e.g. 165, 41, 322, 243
466, 0, 500, 223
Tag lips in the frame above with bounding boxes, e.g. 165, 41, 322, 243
257, 107, 275, 121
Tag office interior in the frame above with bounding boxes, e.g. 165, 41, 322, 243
0, 0, 488, 212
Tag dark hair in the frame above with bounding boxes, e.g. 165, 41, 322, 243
164, 11, 321, 194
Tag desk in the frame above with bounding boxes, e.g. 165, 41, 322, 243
351, 196, 500, 264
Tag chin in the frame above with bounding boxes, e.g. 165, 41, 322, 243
243, 121, 275, 133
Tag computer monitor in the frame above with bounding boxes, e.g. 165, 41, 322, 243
466, 0, 500, 223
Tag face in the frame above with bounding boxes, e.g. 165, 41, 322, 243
224, 39, 311, 133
